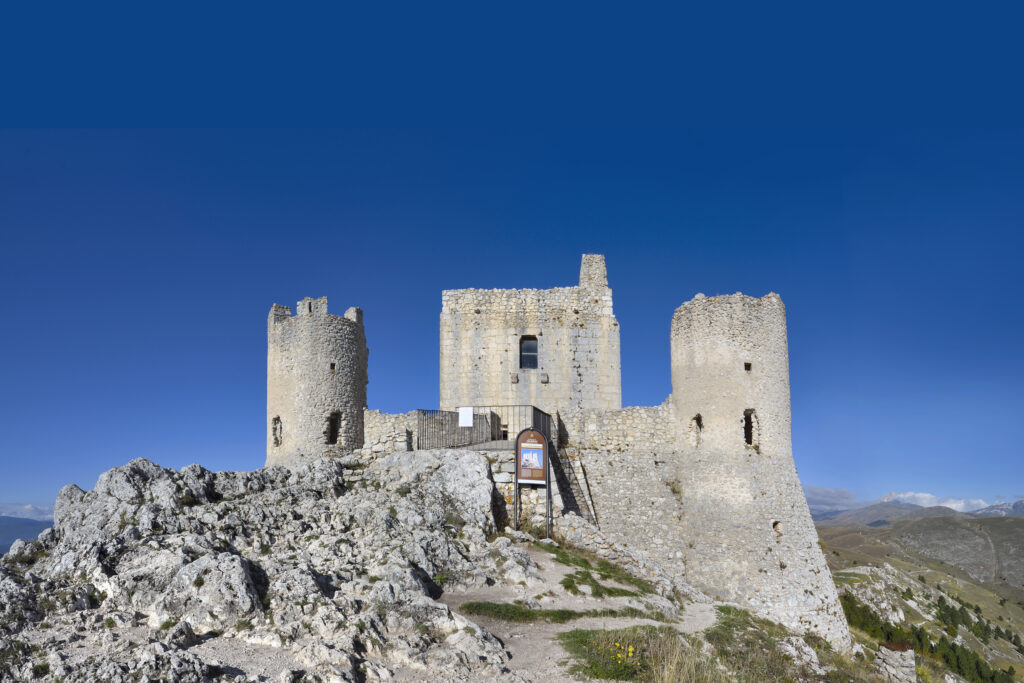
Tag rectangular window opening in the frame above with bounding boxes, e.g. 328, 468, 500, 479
744, 362, 752, 372
330, 362, 336, 374
327, 412, 342, 445
520, 336, 538, 369
743, 409, 755, 445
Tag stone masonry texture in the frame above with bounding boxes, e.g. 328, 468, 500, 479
266, 255, 852, 650
439, 254, 621, 415
266, 297, 368, 467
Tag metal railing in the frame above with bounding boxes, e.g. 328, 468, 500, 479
551, 446, 598, 526
415, 405, 553, 450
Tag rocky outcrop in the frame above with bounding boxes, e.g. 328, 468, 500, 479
874, 643, 917, 682
0, 451, 540, 682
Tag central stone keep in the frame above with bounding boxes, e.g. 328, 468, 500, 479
440, 253, 621, 416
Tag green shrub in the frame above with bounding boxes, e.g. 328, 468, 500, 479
841, 591, 1016, 683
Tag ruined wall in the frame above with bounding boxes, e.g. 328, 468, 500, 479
362, 409, 415, 453
439, 254, 621, 416
561, 404, 674, 453
266, 297, 368, 467
558, 293, 850, 650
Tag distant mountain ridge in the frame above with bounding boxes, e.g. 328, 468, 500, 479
811, 495, 1024, 590
0, 515, 51, 554
972, 500, 1024, 517
811, 497, 1024, 527
813, 502, 967, 527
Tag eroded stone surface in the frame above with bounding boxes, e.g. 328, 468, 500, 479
1, 452, 543, 682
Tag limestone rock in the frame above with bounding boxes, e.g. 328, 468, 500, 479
0, 452, 536, 682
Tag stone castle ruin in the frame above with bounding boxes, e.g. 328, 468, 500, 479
266, 254, 851, 648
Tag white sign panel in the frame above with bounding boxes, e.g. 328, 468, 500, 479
458, 406, 474, 428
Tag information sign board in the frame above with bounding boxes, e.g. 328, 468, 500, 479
516, 429, 547, 485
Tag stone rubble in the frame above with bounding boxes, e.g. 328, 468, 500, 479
874, 643, 917, 682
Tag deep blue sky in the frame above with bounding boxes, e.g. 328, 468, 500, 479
2, 2, 1024, 513
1, 128, 1021, 511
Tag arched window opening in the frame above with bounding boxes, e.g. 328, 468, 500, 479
520, 336, 538, 369
689, 414, 703, 448
272, 417, 282, 447
327, 411, 342, 445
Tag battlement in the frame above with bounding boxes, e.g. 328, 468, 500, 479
267, 294, 369, 468
672, 290, 784, 322
268, 297, 364, 328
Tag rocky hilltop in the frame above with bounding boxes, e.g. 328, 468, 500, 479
0, 451, 714, 682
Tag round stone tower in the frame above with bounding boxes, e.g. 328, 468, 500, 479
266, 296, 368, 468
668, 292, 851, 649
670, 292, 791, 455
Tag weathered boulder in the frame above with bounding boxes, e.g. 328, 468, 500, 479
149, 552, 262, 631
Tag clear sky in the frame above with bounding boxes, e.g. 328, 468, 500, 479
3, 2, 1024, 515
1, 128, 1021, 514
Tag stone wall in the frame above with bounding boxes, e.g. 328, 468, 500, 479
439, 254, 621, 416
362, 409, 416, 453
266, 297, 368, 467
485, 450, 565, 528
561, 404, 674, 452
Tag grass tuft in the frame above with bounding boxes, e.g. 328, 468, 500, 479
537, 543, 655, 594
460, 601, 665, 625
558, 625, 727, 682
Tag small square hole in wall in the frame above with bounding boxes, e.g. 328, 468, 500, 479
744, 362, 752, 372
330, 363, 336, 374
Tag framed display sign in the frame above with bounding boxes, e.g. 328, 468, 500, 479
515, 428, 547, 485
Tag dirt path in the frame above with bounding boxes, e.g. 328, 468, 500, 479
440, 543, 718, 683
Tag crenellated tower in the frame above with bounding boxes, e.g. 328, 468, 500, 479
266, 297, 368, 467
